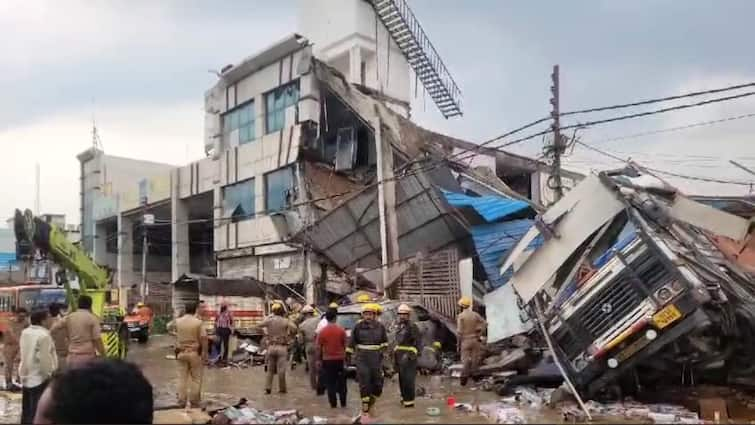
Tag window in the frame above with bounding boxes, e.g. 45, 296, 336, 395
223, 101, 255, 145
0, 293, 13, 312
265, 81, 300, 134
223, 179, 255, 222
265, 167, 295, 213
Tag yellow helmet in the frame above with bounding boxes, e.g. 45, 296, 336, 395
398, 303, 412, 314
137, 302, 145, 307
433, 341, 442, 349
328, 302, 339, 309
458, 296, 472, 308
362, 303, 379, 313
271, 302, 283, 312
356, 294, 371, 303
376, 304, 384, 314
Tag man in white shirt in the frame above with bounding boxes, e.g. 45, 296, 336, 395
19, 309, 57, 424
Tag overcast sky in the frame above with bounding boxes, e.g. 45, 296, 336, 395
3, 0, 755, 226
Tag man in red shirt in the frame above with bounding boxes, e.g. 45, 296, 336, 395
315, 309, 347, 408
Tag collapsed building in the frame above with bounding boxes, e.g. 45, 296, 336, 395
76, 4, 580, 318
488, 170, 755, 399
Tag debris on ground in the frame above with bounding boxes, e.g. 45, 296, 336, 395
477, 348, 530, 375
208, 399, 326, 425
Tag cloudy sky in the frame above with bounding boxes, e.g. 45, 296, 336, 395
3, 0, 755, 226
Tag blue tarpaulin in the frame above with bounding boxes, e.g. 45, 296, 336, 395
471, 219, 543, 289
441, 190, 530, 222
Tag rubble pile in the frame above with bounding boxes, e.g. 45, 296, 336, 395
210, 403, 327, 425
479, 386, 702, 424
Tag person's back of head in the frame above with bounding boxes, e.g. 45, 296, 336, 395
35, 359, 153, 424
78, 295, 93, 311
48, 303, 61, 318
184, 302, 197, 316
325, 310, 337, 323
30, 309, 49, 327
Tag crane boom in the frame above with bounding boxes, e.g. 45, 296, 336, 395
14, 209, 109, 314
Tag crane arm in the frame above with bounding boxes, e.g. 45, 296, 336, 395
14, 209, 110, 313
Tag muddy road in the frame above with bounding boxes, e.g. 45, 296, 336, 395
138, 335, 498, 423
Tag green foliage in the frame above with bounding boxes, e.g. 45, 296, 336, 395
152, 315, 171, 335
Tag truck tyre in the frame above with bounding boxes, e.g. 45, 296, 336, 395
138, 330, 149, 344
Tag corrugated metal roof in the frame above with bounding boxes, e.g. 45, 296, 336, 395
295, 168, 467, 286
441, 190, 530, 223
470, 219, 542, 289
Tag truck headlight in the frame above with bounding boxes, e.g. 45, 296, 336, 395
645, 329, 658, 340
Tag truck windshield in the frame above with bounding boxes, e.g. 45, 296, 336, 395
19, 288, 67, 311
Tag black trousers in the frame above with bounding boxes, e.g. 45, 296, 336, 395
216, 327, 231, 361
21, 381, 48, 424
321, 359, 347, 407
395, 351, 417, 406
356, 351, 384, 413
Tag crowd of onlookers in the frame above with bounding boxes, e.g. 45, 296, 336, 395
2, 297, 153, 424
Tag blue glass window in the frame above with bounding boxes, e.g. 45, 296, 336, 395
223, 179, 255, 222
265, 167, 295, 212
265, 81, 300, 134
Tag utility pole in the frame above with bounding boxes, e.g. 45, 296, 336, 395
140, 217, 147, 303
549, 65, 565, 202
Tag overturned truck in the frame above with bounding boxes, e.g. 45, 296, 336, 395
500, 172, 755, 399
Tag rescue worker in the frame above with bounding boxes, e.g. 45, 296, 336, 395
349, 303, 388, 418
418, 341, 442, 375
50, 295, 106, 369
375, 303, 395, 379
288, 302, 304, 370
456, 297, 487, 386
298, 305, 319, 390
168, 302, 208, 408
48, 304, 68, 370
394, 304, 421, 408
259, 302, 297, 394
3, 308, 28, 391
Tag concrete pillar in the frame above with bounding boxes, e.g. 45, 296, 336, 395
117, 214, 134, 290
93, 221, 107, 266
349, 45, 362, 85
213, 186, 223, 268
171, 170, 190, 281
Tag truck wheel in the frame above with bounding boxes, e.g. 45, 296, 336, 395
138, 331, 149, 344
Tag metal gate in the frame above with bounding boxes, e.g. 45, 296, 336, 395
397, 247, 461, 319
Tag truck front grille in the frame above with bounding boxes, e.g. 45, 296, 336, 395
579, 274, 644, 338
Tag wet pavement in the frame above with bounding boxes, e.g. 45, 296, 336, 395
136, 335, 497, 424
4, 335, 752, 423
